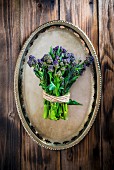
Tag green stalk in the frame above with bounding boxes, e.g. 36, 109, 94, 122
49, 103, 58, 120
43, 100, 49, 119
63, 103, 68, 120
59, 103, 64, 119
48, 72, 55, 119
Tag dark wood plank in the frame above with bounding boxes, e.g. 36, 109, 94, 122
20, 0, 59, 45
19, 1, 60, 170
60, 0, 101, 170
0, 0, 21, 170
99, 0, 114, 169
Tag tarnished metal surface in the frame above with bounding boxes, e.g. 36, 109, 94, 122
14, 20, 101, 150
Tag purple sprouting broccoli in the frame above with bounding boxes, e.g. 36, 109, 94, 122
27, 46, 94, 120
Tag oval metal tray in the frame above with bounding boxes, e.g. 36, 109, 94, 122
14, 20, 101, 150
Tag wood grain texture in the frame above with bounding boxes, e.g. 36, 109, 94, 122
0, 0, 21, 170
19, 0, 60, 170
0, 0, 114, 170
60, 0, 101, 170
99, 0, 114, 169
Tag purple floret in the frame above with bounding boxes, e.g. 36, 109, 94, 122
60, 46, 66, 53
53, 60, 58, 65
70, 56, 75, 62
89, 55, 94, 63
29, 55, 35, 60
27, 55, 37, 67
41, 56, 44, 62
85, 56, 94, 67
27, 60, 33, 67
62, 48, 67, 53
48, 65, 54, 72
37, 59, 42, 64
56, 55, 59, 60
66, 58, 70, 64
70, 53, 74, 57
67, 53, 71, 58
53, 46, 59, 51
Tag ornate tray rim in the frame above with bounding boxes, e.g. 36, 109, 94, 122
14, 20, 101, 150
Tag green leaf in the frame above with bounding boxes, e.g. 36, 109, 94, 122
60, 53, 64, 60
49, 46, 55, 59
39, 83, 46, 90
57, 46, 60, 56
64, 76, 69, 83
59, 86, 64, 90
67, 99, 82, 105
48, 82, 56, 91
38, 71, 43, 77
71, 76, 78, 82
75, 67, 83, 70
49, 46, 53, 55
34, 72, 40, 78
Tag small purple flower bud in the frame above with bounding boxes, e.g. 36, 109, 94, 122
70, 57, 75, 62
85, 55, 94, 67
66, 58, 70, 64
67, 53, 71, 58
48, 65, 54, 72
41, 57, 44, 62
41, 54, 48, 62
27, 60, 33, 67
29, 55, 35, 60
89, 55, 94, 63
37, 59, 42, 64
53, 46, 59, 51
70, 53, 74, 57
62, 48, 67, 53
27, 55, 37, 67
53, 60, 58, 66
53, 60, 59, 69
56, 55, 59, 60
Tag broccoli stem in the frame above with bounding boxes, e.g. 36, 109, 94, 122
63, 103, 68, 120
43, 100, 49, 119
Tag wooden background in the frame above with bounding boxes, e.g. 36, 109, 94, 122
0, 0, 114, 170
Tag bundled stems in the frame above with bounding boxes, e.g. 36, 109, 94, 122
27, 46, 94, 120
